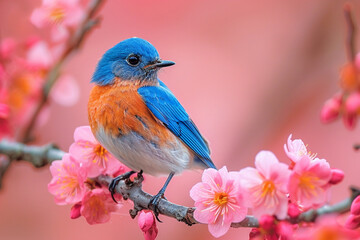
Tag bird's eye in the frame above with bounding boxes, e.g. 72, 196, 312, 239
126, 54, 140, 66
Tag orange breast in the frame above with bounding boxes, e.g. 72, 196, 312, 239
88, 80, 173, 146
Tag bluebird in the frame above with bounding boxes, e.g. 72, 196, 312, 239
88, 37, 216, 218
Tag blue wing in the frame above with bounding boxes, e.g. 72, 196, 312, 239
137, 81, 216, 169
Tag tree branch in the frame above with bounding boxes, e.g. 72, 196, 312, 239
0, 140, 359, 229
0, 139, 64, 167
296, 186, 360, 223
344, 3, 356, 62
21, 0, 105, 143
0, 139, 64, 188
94, 174, 259, 227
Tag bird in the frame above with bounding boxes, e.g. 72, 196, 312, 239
88, 37, 216, 218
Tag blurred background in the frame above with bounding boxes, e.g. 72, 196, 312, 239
1, 0, 360, 239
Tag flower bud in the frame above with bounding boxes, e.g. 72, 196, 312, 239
288, 202, 301, 218
70, 202, 82, 219
351, 196, 360, 215
259, 215, 276, 231
345, 214, 360, 229
329, 168, 344, 185
138, 210, 158, 240
320, 96, 341, 123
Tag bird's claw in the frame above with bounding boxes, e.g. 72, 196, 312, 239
137, 169, 143, 180
109, 170, 136, 203
148, 193, 165, 222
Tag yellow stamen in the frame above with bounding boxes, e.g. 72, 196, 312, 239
261, 180, 275, 197
299, 174, 317, 190
213, 192, 229, 206
50, 7, 65, 24
94, 144, 107, 158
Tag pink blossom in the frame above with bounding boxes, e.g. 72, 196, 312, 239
288, 156, 331, 208
48, 154, 88, 205
138, 210, 158, 240
239, 151, 291, 219
31, 0, 85, 29
284, 134, 314, 164
69, 126, 125, 177
190, 166, 248, 238
320, 94, 341, 124
51, 74, 79, 106
70, 202, 82, 219
26, 40, 54, 69
80, 188, 122, 225
351, 196, 360, 216
294, 215, 360, 239
250, 216, 295, 240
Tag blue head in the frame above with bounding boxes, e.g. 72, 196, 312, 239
91, 38, 175, 85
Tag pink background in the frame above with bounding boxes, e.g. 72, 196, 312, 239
1, 0, 360, 239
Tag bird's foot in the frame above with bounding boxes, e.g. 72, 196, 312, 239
147, 172, 175, 222
148, 192, 166, 222
109, 170, 136, 203
136, 170, 143, 180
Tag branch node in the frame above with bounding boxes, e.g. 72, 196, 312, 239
129, 208, 138, 219
182, 207, 196, 226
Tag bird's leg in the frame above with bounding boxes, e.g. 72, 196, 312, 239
148, 171, 175, 222
109, 170, 136, 203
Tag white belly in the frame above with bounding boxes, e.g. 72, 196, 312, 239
96, 127, 193, 176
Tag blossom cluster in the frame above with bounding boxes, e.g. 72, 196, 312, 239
320, 53, 360, 129
48, 126, 130, 224
190, 134, 350, 238
0, 0, 84, 139
48, 126, 158, 239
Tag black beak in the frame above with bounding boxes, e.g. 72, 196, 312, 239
144, 60, 175, 70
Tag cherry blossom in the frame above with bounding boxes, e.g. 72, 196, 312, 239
80, 188, 122, 225
69, 126, 126, 177
31, 0, 85, 28
31, 0, 85, 42
294, 215, 360, 239
48, 154, 88, 205
190, 166, 248, 238
288, 156, 331, 208
239, 151, 291, 219
284, 134, 315, 164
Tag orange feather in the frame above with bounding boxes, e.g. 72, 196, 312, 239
88, 79, 174, 146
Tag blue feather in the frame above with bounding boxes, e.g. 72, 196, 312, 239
92, 38, 160, 85
138, 82, 216, 169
